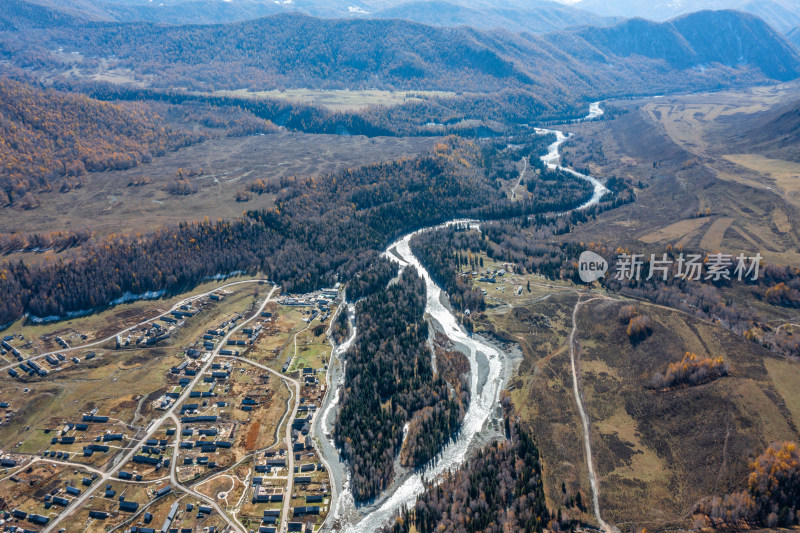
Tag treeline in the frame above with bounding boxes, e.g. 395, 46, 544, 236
700, 441, 800, 528
0, 229, 92, 255
649, 352, 729, 390
523, 166, 596, 212
0, 77, 200, 204
601, 249, 800, 336
345, 259, 398, 302
329, 305, 350, 345
479, 133, 554, 183
144, 100, 280, 138
0, 138, 470, 323
765, 281, 800, 307
62, 80, 587, 138
384, 412, 551, 533
334, 269, 466, 500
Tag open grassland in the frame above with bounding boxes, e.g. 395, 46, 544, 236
493, 289, 593, 521
206, 88, 457, 111
573, 299, 799, 528
467, 256, 598, 524
722, 153, 800, 202
638, 81, 800, 158
245, 304, 318, 373
287, 318, 331, 375
0, 349, 176, 454
473, 246, 800, 529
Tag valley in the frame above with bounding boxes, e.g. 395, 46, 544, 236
1, 1, 800, 532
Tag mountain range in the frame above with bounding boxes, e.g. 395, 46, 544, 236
2, 2, 799, 105
574, 0, 800, 33
19, 0, 617, 32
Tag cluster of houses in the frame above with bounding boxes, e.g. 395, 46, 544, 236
2, 473, 107, 528
37, 412, 130, 460
132, 296, 215, 347
3, 337, 83, 380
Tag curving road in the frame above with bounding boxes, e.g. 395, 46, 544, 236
167, 412, 241, 532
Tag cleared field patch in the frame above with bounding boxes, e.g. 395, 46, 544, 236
764, 357, 800, 430
570, 299, 800, 528
698, 217, 733, 250
207, 88, 457, 112
723, 153, 800, 200
638, 217, 709, 244
772, 206, 792, 233
0, 351, 174, 456
245, 304, 318, 372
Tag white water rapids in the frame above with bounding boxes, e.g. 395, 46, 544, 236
321, 103, 607, 532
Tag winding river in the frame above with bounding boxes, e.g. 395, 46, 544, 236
318, 103, 607, 532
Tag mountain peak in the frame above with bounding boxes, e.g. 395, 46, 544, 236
569, 9, 800, 80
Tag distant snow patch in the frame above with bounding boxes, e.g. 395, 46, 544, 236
348, 5, 369, 14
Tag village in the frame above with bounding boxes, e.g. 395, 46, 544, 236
0, 280, 341, 533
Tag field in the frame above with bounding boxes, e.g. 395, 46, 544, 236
206, 88, 457, 111
722, 153, 800, 202
244, 300, 334, 377
576, 299, 798, 528
0, 132, 437, 252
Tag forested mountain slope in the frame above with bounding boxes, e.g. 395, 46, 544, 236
20, 0, 614, 32
0, 78, 199, 205
369, 0, 615, 33
562, 10, 800, 81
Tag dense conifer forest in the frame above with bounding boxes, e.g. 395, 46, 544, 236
383, 411, 551, 533
334, 269, 468, 500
